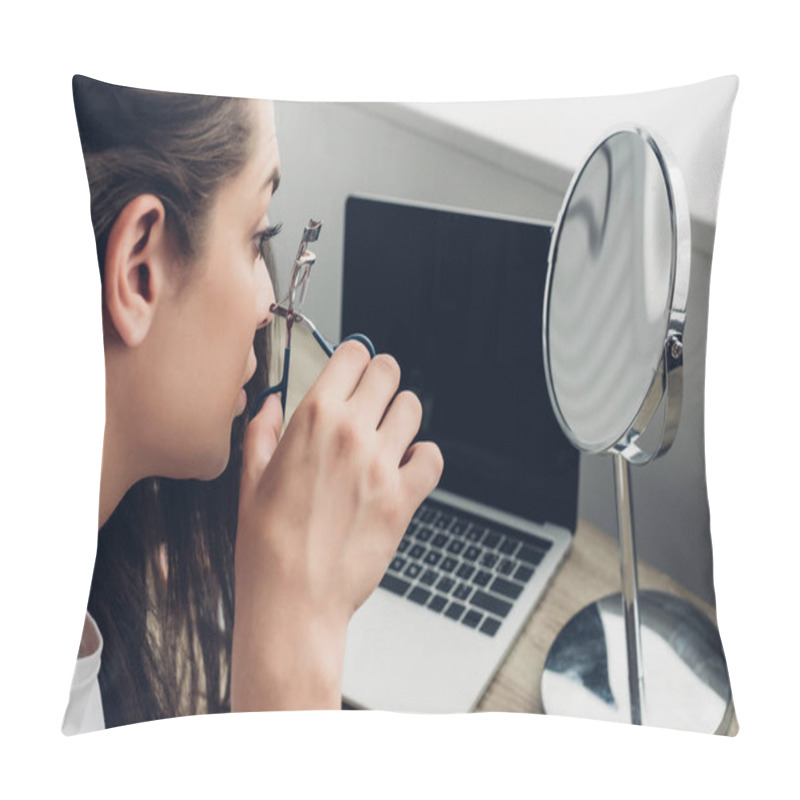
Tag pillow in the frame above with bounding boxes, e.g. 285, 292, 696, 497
65, 74, 737, 735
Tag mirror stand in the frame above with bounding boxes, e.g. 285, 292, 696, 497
614, 453, 645, 726
541, 452, 733, 733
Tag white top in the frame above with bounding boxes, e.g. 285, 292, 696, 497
62, 613, 106, 735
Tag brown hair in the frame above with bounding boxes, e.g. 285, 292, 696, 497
74, 74, 257, 285
72, 75, 275, 726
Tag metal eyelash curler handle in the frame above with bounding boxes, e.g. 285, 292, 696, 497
250, 219, 375, 419
299, 219, 322, 248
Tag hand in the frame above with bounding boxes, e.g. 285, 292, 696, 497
231, 340, 443, 711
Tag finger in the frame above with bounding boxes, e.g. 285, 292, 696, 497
399, 440, 444, 507
305, 338, 372, 404
241, 393, 283, 482
378, 390, 423, 462
350, 353, 402, 429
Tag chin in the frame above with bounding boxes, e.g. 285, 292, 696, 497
189, 440, 232, 482
206, 449, 232, 481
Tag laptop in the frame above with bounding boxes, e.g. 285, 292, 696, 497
340, 195, 579, 713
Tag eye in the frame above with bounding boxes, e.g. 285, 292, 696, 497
254, 222, 283, 263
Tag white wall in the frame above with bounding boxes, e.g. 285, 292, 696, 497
401, 76, 738, 228
270, 82, 736, 604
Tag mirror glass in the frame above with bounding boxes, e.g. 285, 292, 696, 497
545, 130, 675, 452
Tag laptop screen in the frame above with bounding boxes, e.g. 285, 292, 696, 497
342, 196, 579, 532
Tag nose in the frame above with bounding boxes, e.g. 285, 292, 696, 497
256, 312, 272, 331
255, 262, 276, 331
256, 303, 274, 331
256, 301, 272, 330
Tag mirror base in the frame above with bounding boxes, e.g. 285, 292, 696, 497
541, 590, 733, 734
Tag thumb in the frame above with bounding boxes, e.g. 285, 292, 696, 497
399, 440, 444, 508
242, 393, 283, 479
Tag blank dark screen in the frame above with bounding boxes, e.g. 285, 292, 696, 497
342, 196, 578, 531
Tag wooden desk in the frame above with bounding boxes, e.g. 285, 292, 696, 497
476, 519, 738, 735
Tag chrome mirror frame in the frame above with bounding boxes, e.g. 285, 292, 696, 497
542, 126, 692, 465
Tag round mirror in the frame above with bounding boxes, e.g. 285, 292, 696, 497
543, 127, 690, 461
540, 127, 732, 733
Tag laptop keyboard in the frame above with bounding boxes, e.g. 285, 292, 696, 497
378, 498, 553, 637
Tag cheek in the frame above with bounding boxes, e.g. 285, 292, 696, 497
229, 270, 264, 376
192, 277, 254, 395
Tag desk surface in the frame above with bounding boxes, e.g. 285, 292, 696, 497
476, 519, 738, 735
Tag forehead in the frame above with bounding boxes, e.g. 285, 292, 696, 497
251, 99, 277, 157
205, 100, 280, 231
242, 99, 280, 195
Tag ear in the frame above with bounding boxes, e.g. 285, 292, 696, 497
103, 194, 173, 348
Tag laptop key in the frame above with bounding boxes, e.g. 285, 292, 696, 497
420, 507, 438, 523
524, 532, 554, 552
451, 519, 469, 536
480, 552, 498, 569
404, 563, 422, 579
397, 538, 410, 554
415, 526, 433, 542
482, 531, 501, 549
456, 563, 475, 580
434, 512, 453, 529
420, 569, 439, 586
514, 564, 535, 583
432, 532, 449, 550
469, 525, 487, 542
409, 586, 432, 605
499, 537, 519, 556
480, 617, 502, 637
489, 576, 524, 601
517, 545, 545, 566
389, 557, 406, 573
470, 590, 512, 618
440, 557, 458, 573
498, 558, 516, 576
436, 576, 456, 594
409, 544, 426, 560
463, 545, 481, 562
444, 602, 466, 621
474, 570, 492, 588
424, 550, 443, 566
462, 610, 483, 629
379, 573, 411, 597
465, 526, 483, 543
428, 594, 448, 613
447, 540, 465, 555
454, 582, 473, 601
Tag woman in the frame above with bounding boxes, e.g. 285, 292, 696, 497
64, 76, 443, 732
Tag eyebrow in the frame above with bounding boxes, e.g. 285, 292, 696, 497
261, 167, 281, 196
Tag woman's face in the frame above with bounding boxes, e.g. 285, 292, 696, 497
146, 100, 281, 480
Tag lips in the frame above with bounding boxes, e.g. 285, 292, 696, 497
243, 353, 258, 387
235, 388, 248, 416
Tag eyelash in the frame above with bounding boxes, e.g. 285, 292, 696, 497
254, 222, 283, 259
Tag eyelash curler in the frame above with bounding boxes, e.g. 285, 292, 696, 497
251, 219, 375, 418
